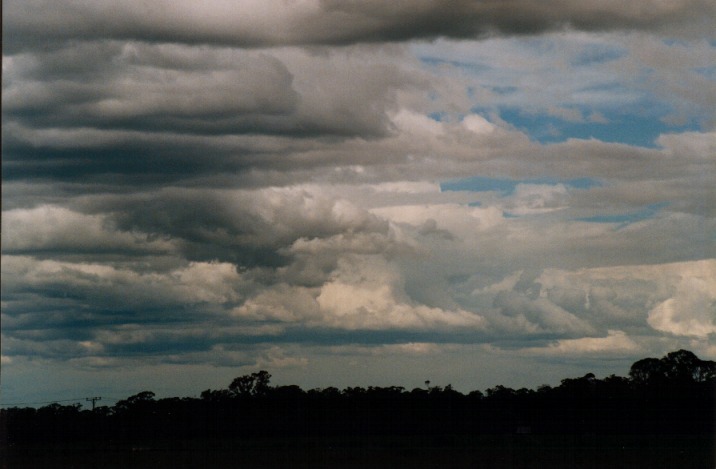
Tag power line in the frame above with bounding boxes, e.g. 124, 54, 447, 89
0, 397, 120, 407
0, 398, 85, 407
86, 396, 102, 410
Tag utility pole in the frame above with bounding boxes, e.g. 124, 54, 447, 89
86, 396, 102, 410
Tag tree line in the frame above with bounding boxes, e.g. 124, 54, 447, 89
2, 349, 714, 446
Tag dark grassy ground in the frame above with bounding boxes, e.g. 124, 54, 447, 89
4, 434, 714, 469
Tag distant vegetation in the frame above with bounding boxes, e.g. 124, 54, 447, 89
2, 349, 714, 468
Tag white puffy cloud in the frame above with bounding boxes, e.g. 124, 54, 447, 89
647, 263, 716, 338
235, 255, 486, 331
530, 260, 716, 341
317, 277, 484, 331
462, 114, 496, 134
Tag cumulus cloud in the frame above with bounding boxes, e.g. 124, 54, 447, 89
532, 260, 716, 340
233, 255, 486, 331
316, 256, 486, 330
2, 0, 714, 404
3, 205, 174, 256
1, 255, 247, 312
66, 186, 392, 267
493, 289, 597, 337
647, 263, 716, 338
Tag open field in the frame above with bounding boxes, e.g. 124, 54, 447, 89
4, 434, 714, 469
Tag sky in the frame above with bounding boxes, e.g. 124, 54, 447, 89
2, 0, 715, 407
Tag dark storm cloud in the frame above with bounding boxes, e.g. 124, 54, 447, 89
3, 45, 301, 139
5, 0, 713, 53
2, 43, 421, 187
3, 50, 299, 129
1, 127, 270, 186
82, 187, 391, 266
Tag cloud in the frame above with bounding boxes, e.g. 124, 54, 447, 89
1, 255, 247, 313
233, 255, 487, 331
502, 183, 570, 215
316, 256, 486, 330
254, 346, 309, 369
533, 260, 716, 339
83, 186, 393, 267
3, 205, 174, 256
526, 330, 639, 355
4, 35, 713, 198
1, 0, 714, 405
5, 0, 714, 53
647, 263, 716, 338
492, 289, 597, 337
2, 45, 418, 149
2, 45, 299, 125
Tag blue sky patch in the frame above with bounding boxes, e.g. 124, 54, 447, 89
570, 44, 626, 66
577, 202, 669, 227
497, 107, 699, 147
420, 56, 490, 74
441, 176, 601, 194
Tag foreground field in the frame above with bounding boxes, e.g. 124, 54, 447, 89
5, 434, 714, 469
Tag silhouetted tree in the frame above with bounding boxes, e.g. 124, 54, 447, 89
200, 388, 231, 401
229, 370, 272, 396
662, 349, 716, 383
114, 391, 155, 413
629, 357, 664, 384
630, 350, 716, 385
3, 348, 714, 459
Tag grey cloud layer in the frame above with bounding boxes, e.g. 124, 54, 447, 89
3, 45, 423, 186
2, 0, 714, 402
5, 0, 714, 52
2, 43, 414, 139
